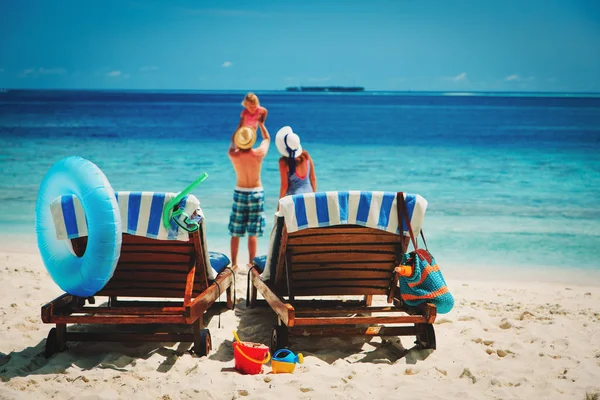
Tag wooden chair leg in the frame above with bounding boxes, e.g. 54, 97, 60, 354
364, 295, 373, 306
193, 318, 201, 351
250, 282, 258, 307
226, 286, 233, 309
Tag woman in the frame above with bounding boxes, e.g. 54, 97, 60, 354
275, 126, 317, 199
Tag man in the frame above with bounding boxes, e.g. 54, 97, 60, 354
227, 122, 270, 267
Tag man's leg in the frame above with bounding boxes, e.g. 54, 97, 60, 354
228, 190, 246, 266
246, 190, 266, 265
248, 235, 258, 264
230, 236, 240, 266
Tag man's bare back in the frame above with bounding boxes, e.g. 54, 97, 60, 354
228, 141, 269, 188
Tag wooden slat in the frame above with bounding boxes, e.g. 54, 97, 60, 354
293, 277, 391, 287
120, 245, 192, 254
111, 263, 191, 273
294, 306, 405, 316
288, 244, 395, 254
289, 226, 401, 237
289, 261, 393, 271
121, 235, 190, 246
98, 300, 183, 308
49, 315, 187, 324
288, 235, 400, 246
98, 288, 187, 298
102, 280, 191, 289
108, 271, 190, 283
68, 306, 184, 315
117, 252, 192, 264
288, 325, 420, 337
291, 251, 395, 264
292, 287, 389, 296
294, 314, 429, 326
66, 332, 195, 342
292, 269, 392, 280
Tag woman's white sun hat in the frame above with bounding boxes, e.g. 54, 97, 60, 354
275, 126, 303, 158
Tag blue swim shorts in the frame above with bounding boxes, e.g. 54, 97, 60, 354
228, 188, 266, 237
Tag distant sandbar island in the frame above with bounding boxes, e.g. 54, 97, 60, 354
285, 86, 365, 92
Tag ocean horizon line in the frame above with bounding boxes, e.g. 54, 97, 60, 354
2, 88, 600, 98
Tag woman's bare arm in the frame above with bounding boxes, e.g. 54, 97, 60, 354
307, 152, 317, 192
278, 158, 289, 200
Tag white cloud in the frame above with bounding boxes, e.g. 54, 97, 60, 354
505, 74, 536, 82
221, 61, 233, 68
107, 70, 122, 77
452, 72, 467, 82
18, 67, 67, 78
139, 65, 159, 72
441, 72, 467, 82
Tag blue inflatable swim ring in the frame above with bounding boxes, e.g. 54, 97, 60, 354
35, 156, 122, 297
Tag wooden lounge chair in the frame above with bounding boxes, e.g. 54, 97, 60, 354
248, 191, 437, 352
41, 192, 235, 357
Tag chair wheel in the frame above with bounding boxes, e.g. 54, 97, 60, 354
415, 323, 436, 350
44, 328, 66, 358
193, 328, 212, 357
271, 325, 289, 353
44, 328, 57, 358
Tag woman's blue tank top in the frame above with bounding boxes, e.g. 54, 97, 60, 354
287, 161, 312, 195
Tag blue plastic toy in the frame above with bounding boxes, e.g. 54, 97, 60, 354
271, 349, 303, 373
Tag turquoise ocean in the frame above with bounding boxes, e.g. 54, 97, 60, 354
1, 90, 599, 282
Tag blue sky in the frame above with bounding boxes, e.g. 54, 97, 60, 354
1, 0, 599, 91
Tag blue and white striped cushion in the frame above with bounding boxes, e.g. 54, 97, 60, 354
50, 194, 88, 240
277, 191, 427, 236
50, 192, 202, 242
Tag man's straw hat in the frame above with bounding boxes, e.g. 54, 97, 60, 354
234, 126, 257, 150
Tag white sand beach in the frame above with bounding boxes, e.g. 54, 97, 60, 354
1, 236, 600, 400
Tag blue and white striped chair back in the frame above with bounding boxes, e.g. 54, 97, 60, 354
50, 192, 217, 280
260, 191, 427, 281
278, 191, 427, 235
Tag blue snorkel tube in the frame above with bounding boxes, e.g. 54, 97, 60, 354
162, 172, 208, 233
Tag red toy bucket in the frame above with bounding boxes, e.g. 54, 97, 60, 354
232, 331, 270, 375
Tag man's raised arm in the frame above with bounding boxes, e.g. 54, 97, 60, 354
255, 122, 270, 156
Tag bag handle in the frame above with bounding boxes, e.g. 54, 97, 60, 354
397, 192, 418, 251
397, 192, 429, 251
